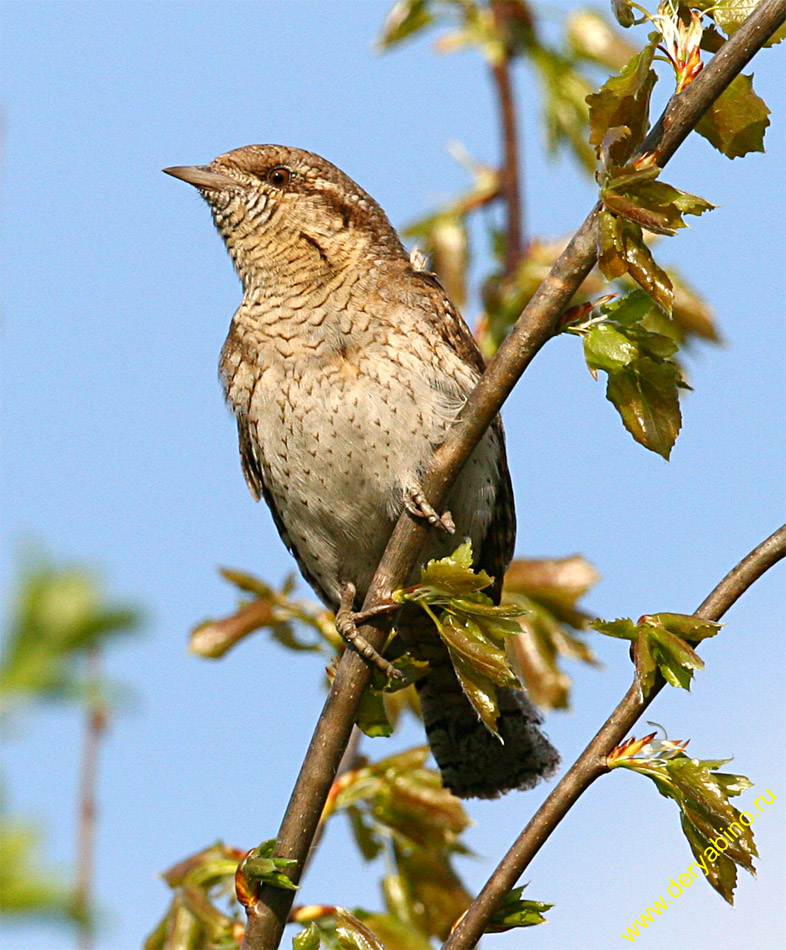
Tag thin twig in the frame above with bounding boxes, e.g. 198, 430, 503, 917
75, 647, 108, 950
442, 523, 786, 948
240, 2, 786, 946
491, 0, 525, 271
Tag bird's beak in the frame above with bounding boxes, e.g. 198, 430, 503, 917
163, 165, 239, 190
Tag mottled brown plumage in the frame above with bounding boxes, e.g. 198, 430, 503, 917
164, 145, 558, 797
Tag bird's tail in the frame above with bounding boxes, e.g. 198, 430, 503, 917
400, 606, 560, 799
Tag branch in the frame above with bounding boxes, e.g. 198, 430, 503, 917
491, 0, 525, 271
75, 647, 108, 950
443, 523, 786, 948
241, 2, 785, 945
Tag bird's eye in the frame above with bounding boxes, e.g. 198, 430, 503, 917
267, 166, 291, 188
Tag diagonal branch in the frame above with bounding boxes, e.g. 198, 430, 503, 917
442, 523, 786, 948
241, 1, 786, 946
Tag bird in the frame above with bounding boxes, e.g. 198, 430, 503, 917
164, 144, 558, 797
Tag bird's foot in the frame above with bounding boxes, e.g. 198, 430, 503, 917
335, 583, 405, 682
404, 485, 455, 534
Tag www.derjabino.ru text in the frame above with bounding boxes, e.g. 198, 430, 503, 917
621, 789, 776, 941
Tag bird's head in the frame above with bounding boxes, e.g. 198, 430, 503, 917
164, 144, 407, 289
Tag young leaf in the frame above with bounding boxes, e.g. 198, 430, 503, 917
396, 542, 527, 735
192, 568, 337, 658
695, 73, 770, 158
581, 309, 685, 458
146, 842, 247, 949
385, 845, 472, 940
335, 908, 386, 950
293, 922, 322, 950
353, 653, 428, 738
566, 9, 638, 71
484, 884, 553, 932
531, 46, 596, 172
618, 219, 674, 313
602, 173, 715, 236
328, 747, 470, 854
376, 0, 435, 51
587, 39, 658, 166
237, 840, 298, 898
606, 356, 682, 459
592, 613, 721, 695
608, 738, 757, 904
595, 215, 674, 312
502, 555, 600, 709
1, 558, 140, 702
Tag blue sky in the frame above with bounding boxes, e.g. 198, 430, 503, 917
2, 2, 784, 949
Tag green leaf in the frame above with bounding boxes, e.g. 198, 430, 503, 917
356, 687, 393, 738
1, 558, 140, 702
581, 311, 684, 457
603, 174, 715, 236
330, 747, 470, 853
618, 220, 674, 313
355, 910, 434, 950
451, 652, 505, 734
593, 613, 720, 695
237, 840, 298, 891
591, 617, 639, 640
335, 908, 386, 950
293, 922, 322, 950
346, 805, 384, 862
695, 73, 770, 158
485, 884, 553, 932
587, 39, 658, 166
606, 357, 682, 458
376, 0, 435, 51
595, 215, 674, 312
700, 0, 765, 37
384, 845, 472, 941
597, 209, 628, 279
599, 289, 656, 326
610, 744, 758, 904
648, 613, 723, 642
397, 542, 528, 734
584, 323, 639, 372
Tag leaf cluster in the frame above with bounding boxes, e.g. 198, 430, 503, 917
395, 541, 527, 735
383, 2, 777, 463
502, 555, 600, 709
572, 290, 692, 458
322, 747, 473, 944
144, 842, 247, 950
190, 568, 339, 660
1, 557, 140, 704
609, 735, 757, 903
593, 611, 721, 696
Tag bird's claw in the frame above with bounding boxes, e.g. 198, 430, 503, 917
404, 486, 455, 534
335, 583, 406, 682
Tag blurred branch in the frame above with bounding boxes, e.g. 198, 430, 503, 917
241, 2, 785, 946
75, 647, 107, 950
443, 522, 786, 948
491, 0, 525, 271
